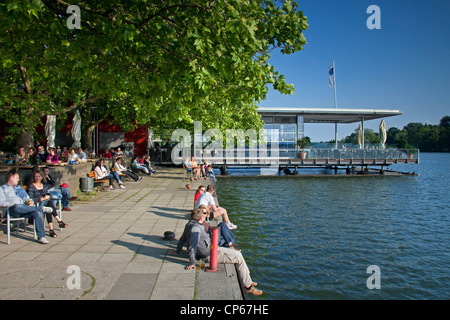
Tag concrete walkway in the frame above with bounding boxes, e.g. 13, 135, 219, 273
0, 167, 242, 300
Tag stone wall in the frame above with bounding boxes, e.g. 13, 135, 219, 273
0, 157, 132, 195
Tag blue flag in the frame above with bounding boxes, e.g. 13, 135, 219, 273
328, 65, 335, 87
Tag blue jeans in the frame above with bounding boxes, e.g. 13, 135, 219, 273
134, 165, 148, 173
49, 187, 72, 208
218, 222, 236, 247
8, 204, 46, 239
107, 171, 122, 184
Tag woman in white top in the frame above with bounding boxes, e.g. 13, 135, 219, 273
94, 159, 125, 190
113, 158, 141, 182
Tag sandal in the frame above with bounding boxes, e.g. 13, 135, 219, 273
49, 229, 57, 238
58, 221, 68, 228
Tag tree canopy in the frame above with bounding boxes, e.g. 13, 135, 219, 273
0, 0, 309, 149
339, 116, 450, 152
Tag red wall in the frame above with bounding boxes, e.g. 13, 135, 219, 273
98, 120, 148, 156
1, 116, 148, 156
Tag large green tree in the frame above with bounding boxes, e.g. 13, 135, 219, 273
0, 0, 308, 150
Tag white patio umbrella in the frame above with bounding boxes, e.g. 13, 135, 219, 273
71, 110, 82, 148
45, 115, 56, 149
357, 123, 363, 149
379, 119, 387, 149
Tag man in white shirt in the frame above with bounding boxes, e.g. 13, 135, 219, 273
195, 184, 237, 229
0, 170, 49, 244
76, 148, 87, 162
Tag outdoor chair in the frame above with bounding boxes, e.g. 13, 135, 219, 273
184, 164, 194, 180
0, 206, 36, 244
48, 194, 63, 231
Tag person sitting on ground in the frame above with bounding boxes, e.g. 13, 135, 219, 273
27, 170, 68, 238
143, 155, 156, 174
0, 170, 49, 244
208, 165, 216, 183
198, 204, 238, 250
194, 185, 205, 209
132, 156, 150, 175
46, 147, 60, 164
76, 148, 87, 162
36, 145, 48, 164
203, 162, 216, 184
94, 159, 125, 190
114, 158, 142, 182
42, 166, 77, 211
195, 184, 237, 230
174, 208, 262, 296
67, 148, 80, 164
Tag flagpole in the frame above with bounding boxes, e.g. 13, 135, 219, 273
333, 60, 338, 149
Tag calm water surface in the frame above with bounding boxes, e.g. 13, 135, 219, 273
215, 153, 449, 299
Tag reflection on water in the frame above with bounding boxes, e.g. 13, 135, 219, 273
215, 153, 450, 299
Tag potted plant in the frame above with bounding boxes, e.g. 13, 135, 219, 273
404, 146, 417, 160
297, 137, 311, 159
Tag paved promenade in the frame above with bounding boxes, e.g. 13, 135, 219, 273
0, 167, 242, 300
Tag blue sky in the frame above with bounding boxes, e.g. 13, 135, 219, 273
259, 0, 450, 142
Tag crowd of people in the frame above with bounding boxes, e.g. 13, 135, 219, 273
1, 148, 262, 296
173, 182, 263, 296
10, 145, 91, 166
0, 169, 73, 243
184, 157, 216, 184
92, 155, 156, 190
7, 143, 158, 191
5, 145, 136, 167
0, 145, 159, 241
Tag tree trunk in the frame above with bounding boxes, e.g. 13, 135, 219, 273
81, 122, 96, 152
16, 130, 34, 150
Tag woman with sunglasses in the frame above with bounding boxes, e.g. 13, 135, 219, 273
197, 204, 239, 251
27, 170, 68, 238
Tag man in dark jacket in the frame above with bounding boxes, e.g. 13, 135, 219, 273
175, 209, 262, 296
176, 210, 211, 268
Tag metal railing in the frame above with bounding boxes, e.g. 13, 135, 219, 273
201, 148, 419, 160
150, 147, 420, 164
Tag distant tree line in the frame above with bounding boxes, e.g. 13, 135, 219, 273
339, 116, 450, 152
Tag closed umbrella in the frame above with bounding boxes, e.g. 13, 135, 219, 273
71, 110, 81, 148
45, 115, 56, 148
379, 119, 387, 149
357, 123, 363, 149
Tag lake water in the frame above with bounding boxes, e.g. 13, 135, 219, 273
215, 153, 449, 300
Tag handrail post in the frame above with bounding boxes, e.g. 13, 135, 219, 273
206, 225, 220, 272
